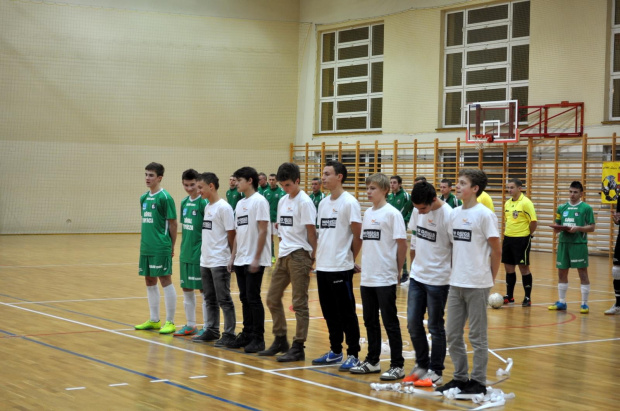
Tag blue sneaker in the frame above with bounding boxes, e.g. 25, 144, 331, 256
311, 350, 343, 365
580, 304, 589, 314
548, 301, 567, 311
338, 355, 360, 371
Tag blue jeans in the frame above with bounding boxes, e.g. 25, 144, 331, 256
407, 278, 450, 373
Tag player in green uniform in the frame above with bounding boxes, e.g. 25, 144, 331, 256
549, 181, 595, 313
439, 178, 462, 209
388, 175, 414, 283
226, 175, 244, 211
258, 172, 269, 196
136, 162, 178, 335
309, 177, 325, 227
502, 178, 537, 307
264, 173, 286, 263
174, 169, 209, 337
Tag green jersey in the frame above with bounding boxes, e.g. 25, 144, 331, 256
263, 185, 286, 222
140, 189, 177, 256
258, 185, 269, 196
226, 188, 244, 211
179, 196, 208, 264
555, 201, 595, 244
387, 188, 413, 223
440, 193, 462, 209
309, 191, 325, 210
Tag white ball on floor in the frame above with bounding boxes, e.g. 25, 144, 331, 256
488, 293, 504, 309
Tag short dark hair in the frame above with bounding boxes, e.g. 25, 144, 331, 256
276, 162, 300, 183
182, 168, 199, 181
269, 173, 276, 178
440, 178, 452, 186
145, 162, 165, 177
390, 175, 402, 185
258, 172, 267, 179
508, 178, 523, 187
196, 172, 219, 190
570, 180, 584, 192
411, 181, 437, 206
326, 160, 348, 184
414, 176, 427, 183
233, 167, 259, 190
459, 168, 488, 197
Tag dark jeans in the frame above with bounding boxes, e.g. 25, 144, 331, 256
407, 277, 450, 373
201, 266, 236, 337
234, 265, 265, 340
317, 270, 361, 357
360, 285, 404, 368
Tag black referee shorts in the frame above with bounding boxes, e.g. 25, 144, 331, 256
501, 235, 532, 266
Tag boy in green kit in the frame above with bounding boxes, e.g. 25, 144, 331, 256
136, 162, 178, 335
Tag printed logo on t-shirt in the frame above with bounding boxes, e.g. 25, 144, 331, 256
427, 218, 436, 227
192, 210, 197, 216
203, 220, 213, 230
512, 210, 519, 219
453, 229, 472, 242
417, 226, 437, 242
151, 204, 156, 209
183, 208, 187, 216
142, 203, 147, 210
362, 229, 381, 240
237, 215, 249, 226
280, 216, 293, 226
320, 218, 337, 229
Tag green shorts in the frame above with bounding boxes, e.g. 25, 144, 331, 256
180, 262, 203, 290
556, 242, 589, 269
139, 255, 173, 277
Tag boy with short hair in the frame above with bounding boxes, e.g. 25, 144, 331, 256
439, 178, 461, 209
388, 175, 413, 284
259, 163, 317, 362
403, 181, 452, 386
228, 167, 271, 352
264, 173, 286, 263
174, 169, 209, 336
549, 181, 595, 313
192, 172, 237, 346
257, 172, 269, 195
226, 175, 244, 211
312, 161, 362, 371
437, 168, 501, 398
350, 173, 407, 381
135, 162, 178, 335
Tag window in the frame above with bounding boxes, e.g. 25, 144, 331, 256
324, 152, 381, 187
611, 0, 620, 119
319, 24, 384, 133
443, 1, 530, 127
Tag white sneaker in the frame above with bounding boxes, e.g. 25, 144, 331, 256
421, 370, 443, 385
604, 305, 620, 315
349, 360, 381, 374
380, 366, 405, 381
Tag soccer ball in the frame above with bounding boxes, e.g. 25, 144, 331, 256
488, 293, 504, 309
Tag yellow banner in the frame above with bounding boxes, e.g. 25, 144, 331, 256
602, 161, 620, 204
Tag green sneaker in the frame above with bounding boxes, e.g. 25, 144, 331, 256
173, 325, 197, 336
159, 321, 176, 334
135, 320, 161, 330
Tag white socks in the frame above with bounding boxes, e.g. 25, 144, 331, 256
163, 284, 177, 323
146, 285, 160, 322
581, 284, 590, 305
183, 291, 197, 327
558, 283, 569, 303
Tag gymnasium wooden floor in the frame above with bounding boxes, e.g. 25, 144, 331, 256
1, 234, 619, 410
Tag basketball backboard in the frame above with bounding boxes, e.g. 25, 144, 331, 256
465, 100, 519, 144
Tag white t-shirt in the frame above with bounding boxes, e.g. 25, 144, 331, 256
316, 191, 362, 272
449, 203, 499, 288
234, 193, 272, 267
277, 190, 316, 257
200, 199, 235, 268
360, 203, 407, 287
408, 203, 453, 286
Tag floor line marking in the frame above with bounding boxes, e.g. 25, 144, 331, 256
66, 387, 86, 391
189, 375, 207, 379
150, 379, 169, 383
109, 383, 129, 387
0, 302, 425, 411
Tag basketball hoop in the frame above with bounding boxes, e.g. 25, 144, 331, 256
472, 134, 493, 150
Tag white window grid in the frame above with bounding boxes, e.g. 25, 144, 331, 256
610, 0, 620, 120
443, 1, 530, 127
319, 24, 384, 133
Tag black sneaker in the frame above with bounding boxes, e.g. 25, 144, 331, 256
456, 379, 486, 399
503, 295, 514, 304
244, 338, 265, 353
226, 332, 252, 348
435, 378, 467, 393
522, 297, 531, 307
214, 333, 236, 347
191, 329, 219, 342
